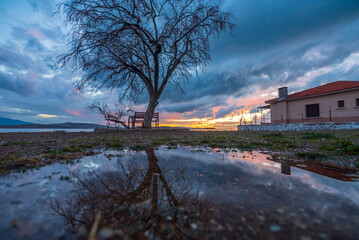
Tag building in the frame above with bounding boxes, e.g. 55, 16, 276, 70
265, 81, 359, 124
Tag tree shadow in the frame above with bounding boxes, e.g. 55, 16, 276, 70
51, 148, 212, 239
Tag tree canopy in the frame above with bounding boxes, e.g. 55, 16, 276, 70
57, 0, 233, 128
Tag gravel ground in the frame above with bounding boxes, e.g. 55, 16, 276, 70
0, 129, 358, 173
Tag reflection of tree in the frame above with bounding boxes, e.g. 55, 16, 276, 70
51, 148, 211, 239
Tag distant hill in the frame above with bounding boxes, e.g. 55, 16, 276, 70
0, 118, 107, 129
0, 118, 34, 126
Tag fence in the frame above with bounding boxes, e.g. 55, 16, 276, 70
276, 107, 359, 123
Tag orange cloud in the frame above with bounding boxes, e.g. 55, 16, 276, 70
64, 109, 83, 117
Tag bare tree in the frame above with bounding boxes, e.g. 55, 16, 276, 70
87, 101, 133, 128
57, 0, 233, 128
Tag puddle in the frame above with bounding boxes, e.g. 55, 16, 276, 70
1, 146, 359, 239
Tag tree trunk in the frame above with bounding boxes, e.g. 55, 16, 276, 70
143, 96, 159, 129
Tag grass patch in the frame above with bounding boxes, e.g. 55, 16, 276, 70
45, 146, 82, 155
106, 142, 123, 149
301, 132, 336, 140
2, 141, 28, 146
129, 144, 146, 151
320, 138, 359, 155
167, 145, 178, 150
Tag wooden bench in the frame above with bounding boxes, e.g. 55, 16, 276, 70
106, 114, 129, 129
128, 112, 159, 129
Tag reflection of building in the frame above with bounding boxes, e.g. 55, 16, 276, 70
267, 155, 359, 181
265, 81, 359, 124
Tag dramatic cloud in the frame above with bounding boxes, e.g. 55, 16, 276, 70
1, 0, 359, 129
215, 105, 245, 119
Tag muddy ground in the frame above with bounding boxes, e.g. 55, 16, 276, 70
0, 129, 358, 173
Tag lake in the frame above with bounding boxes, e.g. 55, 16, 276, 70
0, 146, 358, 239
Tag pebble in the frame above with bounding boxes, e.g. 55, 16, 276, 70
270, 225, 282, 233
190, 223, 198, 229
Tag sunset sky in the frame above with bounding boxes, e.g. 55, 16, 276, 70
1, 0, 359, 130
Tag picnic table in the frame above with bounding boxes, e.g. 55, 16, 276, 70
128, 112, 159, 129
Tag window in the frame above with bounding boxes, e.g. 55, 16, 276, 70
337, 100, 345, 108
306, 104, 320, 118
356, 98, 359, 107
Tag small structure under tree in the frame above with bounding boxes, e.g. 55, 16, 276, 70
57, 0, 233, 128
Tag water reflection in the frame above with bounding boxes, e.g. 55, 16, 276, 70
51, 148, 212, 239
268, 155, 359, 181
1, 147, 359, 239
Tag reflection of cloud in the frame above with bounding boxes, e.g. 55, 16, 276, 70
83, 162, 101, 170
293, 172, 338, 194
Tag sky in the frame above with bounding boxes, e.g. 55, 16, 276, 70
1, 0, 359, 130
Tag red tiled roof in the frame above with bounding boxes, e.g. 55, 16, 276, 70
265, 81, 359, 104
